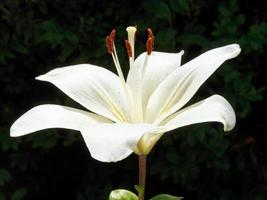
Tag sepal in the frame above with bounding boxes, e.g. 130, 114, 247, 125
134, 185, 144, 195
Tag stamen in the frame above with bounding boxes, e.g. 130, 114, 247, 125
146, 37, 154, 55
125, 40, 132, 57
106, 29, 116, 54
110, 29, 116, 41
105, 36, 113, 54
142, 28, 155, 79
147, 28, 154, 40
105, 29, 134, 122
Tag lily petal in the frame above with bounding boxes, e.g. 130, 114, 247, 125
36, 64, 130, 123
10, 104, 112, 137
146, 44, 241, 123
127, 51, 184, 121
162, 95, 236, 132
81, 123, 159, 162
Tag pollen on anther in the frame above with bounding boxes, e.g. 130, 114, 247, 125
125, 40, 132, 57
110, 29, 116, 41
146, 37, 153, 55
106, 36, 113, 54
147, 28, 154, 39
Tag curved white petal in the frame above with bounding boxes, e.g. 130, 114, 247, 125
36, 64, 130, 123
127, 51, 183, 122
162, 95, 236, 132
10, 104, 112, 137
81, 123, 160, 162
146, 44, 241, 124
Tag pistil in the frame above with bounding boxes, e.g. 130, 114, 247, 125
126, 26, 137, 69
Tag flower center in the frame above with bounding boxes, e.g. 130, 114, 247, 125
105, 26, 155, 123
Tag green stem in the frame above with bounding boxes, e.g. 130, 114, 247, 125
138, 155, 147, 200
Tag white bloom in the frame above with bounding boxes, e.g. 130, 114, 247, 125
10, 26, 241, 162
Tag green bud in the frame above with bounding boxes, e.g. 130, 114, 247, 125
109, 189, 138, 200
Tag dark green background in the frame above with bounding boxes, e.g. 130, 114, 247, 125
0, 0, 267, 199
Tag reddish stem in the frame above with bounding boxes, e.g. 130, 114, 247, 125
138, 155, 147, 200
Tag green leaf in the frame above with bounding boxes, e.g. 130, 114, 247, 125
11, 188, 27, 200
144, 1, 171, 21
0, 168, 11, 186
109, 189, 138, 200
0, 192, 6, 200
169, 0, 192, 15
11, 41, 29, 54
155, 2, 171, 20
150, 194, 183, 200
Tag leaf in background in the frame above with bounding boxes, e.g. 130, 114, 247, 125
169, 0, 192, 15
0, 193, 6, 200
11, 41, 29, 54
41, 20, 63, 44
156, 29, 176, 51
212, 0, 245, 40
177, 34, 207, 47
150, 194, 183, 200
240, 22, 267, 54
28, 131, 59, 149
11, 188, 27, 200
144, 0, 171, 21
0, 131, 20, 151
155, 2, 171, 21
0, 168, 11, 186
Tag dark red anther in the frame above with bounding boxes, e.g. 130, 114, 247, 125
146, 37, 153, 55
125, 40, 132, 57
106, 36, 113, 54
110, 29, 116, 41
105, 29, 116, 54
147, 28, 154, 40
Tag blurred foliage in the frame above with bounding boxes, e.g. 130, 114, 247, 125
0, 0, 267, 200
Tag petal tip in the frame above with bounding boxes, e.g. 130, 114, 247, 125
35, 74, 46, 81
218, 96, 236, 132
226, 44, 241, 58
10, 121, 26, 137
36, 69, 56, 81
10, 127, 20, 137
10, 131, 16, 137
179, 50, 184, 55
224, 115, 236, 132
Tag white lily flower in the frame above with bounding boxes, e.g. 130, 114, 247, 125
10, 27, 241, 162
